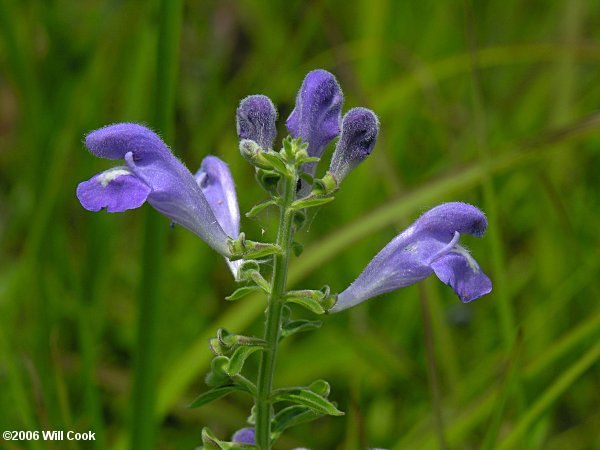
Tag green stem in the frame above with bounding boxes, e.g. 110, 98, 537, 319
255, 173, 297, 450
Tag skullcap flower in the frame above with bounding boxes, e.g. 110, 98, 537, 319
328, 107, 379, 184
330, 202, 492, 312
76, 123, 231, 256
286, 69, 343, 194
195, 156, 241, 277
236, 94, 278, 151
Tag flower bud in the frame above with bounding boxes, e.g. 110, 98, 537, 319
328, 107, 379, 183
236, 95, 278, 151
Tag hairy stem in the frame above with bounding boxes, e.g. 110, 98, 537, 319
255, 172, 297, 450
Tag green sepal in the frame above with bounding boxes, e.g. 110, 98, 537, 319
284, 287, 332, 315
237, 261, 270, 293
255, 169, 281, 193
271, 405, 322, 437
284, 296, 325, 314
227, 345, 263, 376
308, 379, 331, 397
225, 285, 263, 301
291, 240, 304, 257
246, 199, 279, 218
281, 319, 322, 339
312, 172, 338, 195
228, 233, 282, 260
217, 328, 267, 350
290, 195, 334, 211
272, 387, 344, 416
189, 384, 250, 408
200, 427, 256, 450
205, 356, 231, 386
293, 211, 306, 230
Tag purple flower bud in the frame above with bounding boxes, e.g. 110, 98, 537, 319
236, 95, 278, 151
232, 428, 254, 444
76, 123, 231, 257
286, 69, 343, 193
195, 156, 241, 277
330, 202, 492, 312
329, 107, 379, 183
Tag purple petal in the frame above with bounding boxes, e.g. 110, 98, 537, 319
81, 123, 231, 256
77, 167, 151, 213
331, 235, 443, 312
330, 202, 491, 312
232, 428, 255, 445
236, 95, 278, 151
196, 156, 241, 277
411, 202, 487, 240
431, 250, 492, 302
329, 107, 379, 183
85, 123, 170, 160
286, 70, 343, 193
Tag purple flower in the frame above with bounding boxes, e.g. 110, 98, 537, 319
232, 428, 255, 445
237, 95, 278, 151
195, 156, 241, 277
231, 428, 309, 449
328, 107, 379, 184
76, 123, 231, 257
330, 202, 492, 313
286, 69, 343, 194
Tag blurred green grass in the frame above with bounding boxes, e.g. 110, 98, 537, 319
1, 0, 600, 449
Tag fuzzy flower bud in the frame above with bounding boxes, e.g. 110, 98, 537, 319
236, 95, 278, 151
329, 107, 379, 183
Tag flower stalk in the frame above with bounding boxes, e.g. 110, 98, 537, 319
255, 163, 298, 450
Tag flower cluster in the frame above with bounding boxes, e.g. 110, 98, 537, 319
76, 68, 492, 450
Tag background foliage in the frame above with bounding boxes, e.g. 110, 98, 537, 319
1, 0, 600, 449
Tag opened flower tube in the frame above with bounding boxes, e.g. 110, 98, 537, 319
76, 123, 233, 257
330, 202, 492, 312
195, 155, 241, 277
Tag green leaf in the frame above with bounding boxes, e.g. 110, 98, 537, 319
273, 388, 344, 416
296, 156, 320, 164
246, 199, 279, 218
290, 196, 335, 211
284, 296, 325, 315
281, 319, 322, 338
271, 405, 322, 436
261, 151, 289, 175
225, 285, 263, 301
227, 346, 263, 376
189, 385, 249, 408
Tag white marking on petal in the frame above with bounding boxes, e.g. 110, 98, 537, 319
97, 167, 132, 187
452, 244, 480, 273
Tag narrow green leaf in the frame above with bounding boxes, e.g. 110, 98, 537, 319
296, 156, 320, 164
273, 389, 344, 416
227, 346, 263, 376
290, 196, 335, 210
246, 199, 279, 218
225, 286, 263, 301
190, 385, 248, 408
284, 296, 325, 315
271, 405, 322, 436
281, 320, 322, 338
261, 151, 289, 174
